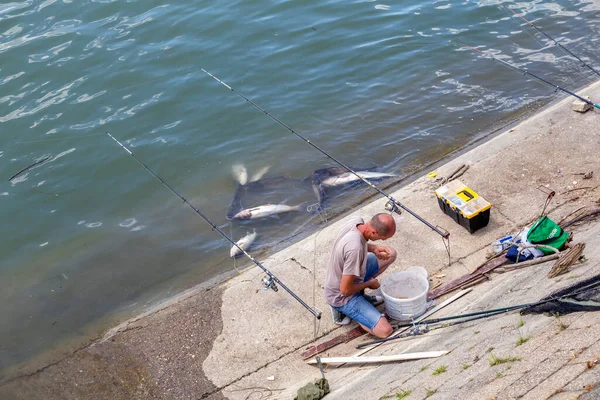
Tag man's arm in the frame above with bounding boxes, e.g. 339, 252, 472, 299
367, 243, 391, 260
339, 274, 379, 296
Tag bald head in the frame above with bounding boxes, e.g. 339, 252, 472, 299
369, 213, 396, 239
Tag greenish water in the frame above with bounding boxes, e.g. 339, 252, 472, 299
1, 0, 599, 378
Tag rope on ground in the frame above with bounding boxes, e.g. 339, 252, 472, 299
436, 164, 469, 186
548, 243, 586, 278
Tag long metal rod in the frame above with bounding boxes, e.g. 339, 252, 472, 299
106, 132, 322, 319
506, 6, 600, 77
356, 309, 508, 349
460, 42, 600, 110
399, 283, 600, 327
200, 68, 449, 238
358, 283, 600, 348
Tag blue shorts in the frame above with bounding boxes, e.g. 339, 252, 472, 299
333, 253, 383, 330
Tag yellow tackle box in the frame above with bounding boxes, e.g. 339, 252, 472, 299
435, 180, 491, 233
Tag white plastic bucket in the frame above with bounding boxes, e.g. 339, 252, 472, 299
380, 266, 429, 320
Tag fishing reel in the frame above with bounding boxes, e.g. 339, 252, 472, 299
384, 199, 402, 215
409, 324, 429, 336
262, 275, 278, 292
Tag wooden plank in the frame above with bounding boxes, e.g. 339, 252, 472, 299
301, 326, 365, 360
307, 351, 449, 365
428, 257, 508, 299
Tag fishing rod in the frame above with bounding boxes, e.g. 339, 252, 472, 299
106, 132, 322, 320
460, 42, 600, 110
505, 6, 600, 77
357, 283, 600, 348
356, 309, 508, 349
200, 68, 449, 239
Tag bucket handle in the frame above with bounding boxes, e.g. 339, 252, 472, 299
405, 266, 428, 279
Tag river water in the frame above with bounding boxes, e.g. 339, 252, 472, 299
1, 0, 599, 377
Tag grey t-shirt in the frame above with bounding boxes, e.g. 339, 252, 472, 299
324, 217, 367, 307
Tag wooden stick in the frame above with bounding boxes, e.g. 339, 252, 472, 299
308, 351, 449, 365
548, 243, 586, 278
428, 257, 508, 299
301, 326, 364, 360
560, 187, 593, 195
562, 208, 600, 228
499, 253, 560, 271
558, 206, 587, 226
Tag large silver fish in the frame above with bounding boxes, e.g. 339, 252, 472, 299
230, 229, 257, 258
320, 171, 397, 188
232, 204, 302, 220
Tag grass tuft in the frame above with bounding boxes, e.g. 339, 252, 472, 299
424, 387, 437, 398
554, 314, 569, 331
488, 352, 522, 366
381, 389, 412, 399
432, 365, 447, 376
395, 389, 412, 399
516, 335, 530, 347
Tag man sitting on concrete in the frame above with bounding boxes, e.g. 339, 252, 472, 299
324, 213, 397, 338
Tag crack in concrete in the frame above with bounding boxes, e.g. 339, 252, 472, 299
0, 323, 148, 388
197, 330, 336, 399
0, 344, 89, 386
289, 257, 313, 274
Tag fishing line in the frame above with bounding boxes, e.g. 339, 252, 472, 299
200, 68, 449, 239
106, 132, 322, 320
505, 6, 600, 78
502, 7, 587, 88
12, 133, 106, 145
459, 42, 600, 110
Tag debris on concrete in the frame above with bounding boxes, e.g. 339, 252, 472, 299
572, 96, 593, 112
294, 378, 330, 400
548, 243, 586, 278
428, 257, 507, 299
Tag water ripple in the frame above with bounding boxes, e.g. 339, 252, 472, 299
28, 40, 72, 63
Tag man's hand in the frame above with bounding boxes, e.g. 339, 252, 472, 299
366, 278, 380, 290
373, 246, 390, 260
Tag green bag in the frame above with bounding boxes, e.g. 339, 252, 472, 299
526, 216, 569, 255
294, 378, 330, 400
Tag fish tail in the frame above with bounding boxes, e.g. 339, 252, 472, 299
250, 166, 270, 182
232, 164, 248, 185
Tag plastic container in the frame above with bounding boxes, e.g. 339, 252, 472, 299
435, 180, 492, 233
492, 235, 513, 254
380, 266, 429, 321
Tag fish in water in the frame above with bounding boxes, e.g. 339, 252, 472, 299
232, 204, 303, 220
319, 171, 397, 188
230, 229, 257, 257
